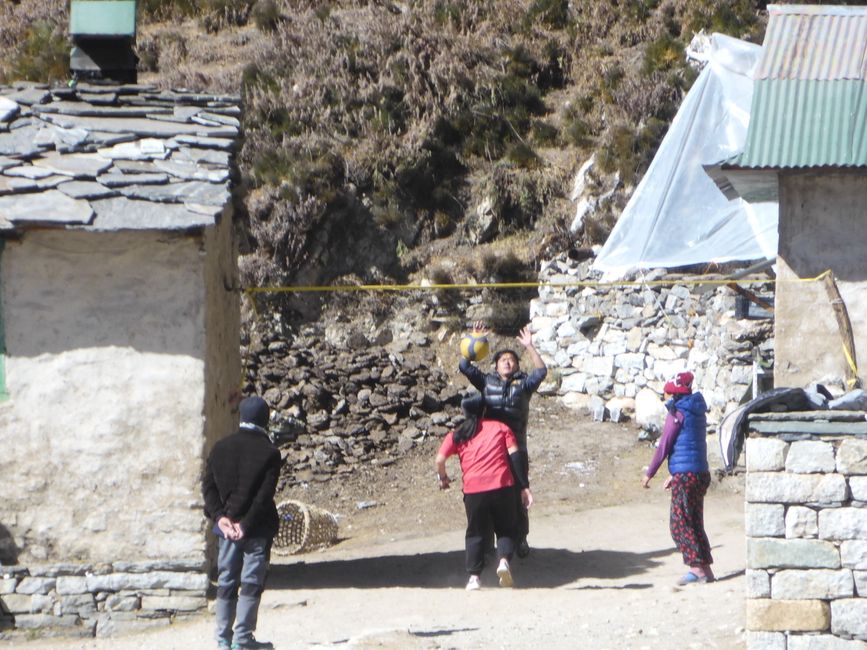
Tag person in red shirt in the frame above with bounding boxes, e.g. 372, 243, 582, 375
435, 395, 533, 590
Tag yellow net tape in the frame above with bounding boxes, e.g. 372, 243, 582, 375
241, 270, 830, 295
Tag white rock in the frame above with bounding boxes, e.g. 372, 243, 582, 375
746, 503, 785, 537
786, 441, 836, 474
786, 506, 818, 539
819, 508, 867, 541
635, 388, 667, 432
746, 438, 788, 472
771, 569, 854, 599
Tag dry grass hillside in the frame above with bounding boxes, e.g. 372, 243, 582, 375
0, 0, 779, 330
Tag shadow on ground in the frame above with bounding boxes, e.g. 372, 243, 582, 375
269, 546, 677, 590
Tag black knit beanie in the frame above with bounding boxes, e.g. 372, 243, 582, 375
239, 396, 270, 427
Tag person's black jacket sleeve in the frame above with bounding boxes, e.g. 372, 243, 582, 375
239, 449, 281, 535
459, 357, 487, 391
202, 456, 225, 522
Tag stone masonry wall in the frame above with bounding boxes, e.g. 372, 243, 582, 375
529, 254, 774, 428
745, 413, 867, 649
0, 560, 208, 638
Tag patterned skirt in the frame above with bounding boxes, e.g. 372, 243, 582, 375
669, 471, 713, 567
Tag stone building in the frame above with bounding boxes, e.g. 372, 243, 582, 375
716, 5, 867, 648
0, 81, 241, 636
719, 4, 867, 392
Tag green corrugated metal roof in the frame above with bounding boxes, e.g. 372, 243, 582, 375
735, 79, 867, 168
70, 1, 136, 37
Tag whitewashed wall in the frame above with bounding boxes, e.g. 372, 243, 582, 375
0, 229, 213, 565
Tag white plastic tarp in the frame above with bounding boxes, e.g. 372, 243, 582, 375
592, 33, 778, 277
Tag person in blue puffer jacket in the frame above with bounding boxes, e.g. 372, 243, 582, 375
642, 371, 715, 585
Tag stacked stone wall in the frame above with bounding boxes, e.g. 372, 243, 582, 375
745, 416, 867, 649
0, 561, 207, 639
529, 255, 774, 426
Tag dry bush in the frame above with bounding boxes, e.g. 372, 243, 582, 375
242, 187, 326, 287
611, 70, 683, 123
0, 0, 67, 83
0, 0, 64, 50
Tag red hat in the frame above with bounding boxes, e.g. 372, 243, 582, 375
664, 371, 694, 396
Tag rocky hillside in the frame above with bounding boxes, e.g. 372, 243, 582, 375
0, 1, 770, 318
0, 0, 780, 479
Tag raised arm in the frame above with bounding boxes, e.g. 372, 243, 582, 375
517, 325, 546, 372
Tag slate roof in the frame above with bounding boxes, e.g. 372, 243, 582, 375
0, 81, 240, 233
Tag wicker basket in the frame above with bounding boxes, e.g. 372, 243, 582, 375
273, 500, 339, 555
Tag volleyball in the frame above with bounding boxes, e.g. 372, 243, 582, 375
460, 332, 490, 362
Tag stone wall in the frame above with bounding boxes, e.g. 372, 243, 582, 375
529, 254, 774, 427
243, 321, 463, 489
0, 560, 207, 638
745, 413, 867, 649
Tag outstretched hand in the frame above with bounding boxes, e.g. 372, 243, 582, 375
517, 326, 534, 348
641, 475, 651, 489
471, 320, 490, 335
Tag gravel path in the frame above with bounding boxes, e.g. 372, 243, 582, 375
11, 489, 746, 650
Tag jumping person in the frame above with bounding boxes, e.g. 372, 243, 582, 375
642, 371, 715, 585
458, 321, 547, 557
203, 396, 281, 650
436, 395, 533, 590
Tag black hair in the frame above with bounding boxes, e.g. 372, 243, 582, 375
493, 349, 519, 365
666, 393, 687, 413
452, 415, 481, 444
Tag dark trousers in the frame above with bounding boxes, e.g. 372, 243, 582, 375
482, 451, 529, 552
464, 486, 519, 575
514, 450, 529, 539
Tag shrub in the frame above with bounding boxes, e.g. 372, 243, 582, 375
507, 142, 540, 169
434, 1, 464, 28
686, 0, 764, 41
432, 211, 453, 238
199, 0, 254, 32
477, 251, 528, 283
139, 0, 198, 21
538, 39, 567, 89
532, 120, 558, 146
563, 109, 592, 148
524, 0, 571, 30
642, 34, 684, 75
252, 0, 280, 32
599, 62, 624, 102
596, 124, 638, 180
7, 21, 68, 82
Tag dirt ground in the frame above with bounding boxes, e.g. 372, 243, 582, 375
11, 397, 748, 650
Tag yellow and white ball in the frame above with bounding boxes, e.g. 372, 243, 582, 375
460, 332, 490, 362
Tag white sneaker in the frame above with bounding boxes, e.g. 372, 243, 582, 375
466, 575, 481, 591
497, 558, 513, 588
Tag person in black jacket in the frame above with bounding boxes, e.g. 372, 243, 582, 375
459, 321, 547, 557
203, 396, 281, 650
